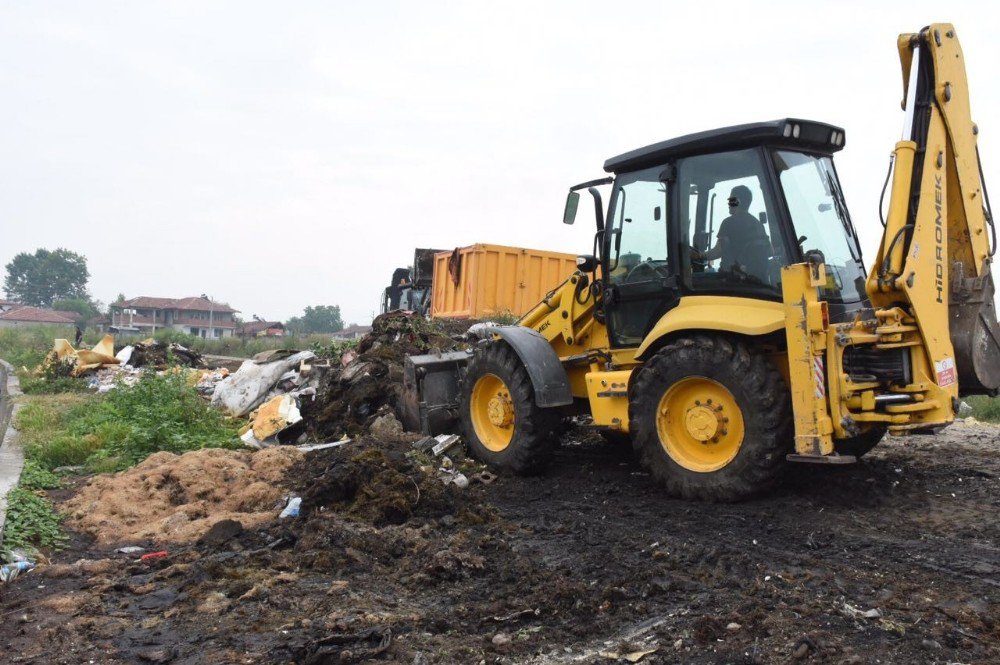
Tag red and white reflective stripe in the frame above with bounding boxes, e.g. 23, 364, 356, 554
814, 357, 826, 398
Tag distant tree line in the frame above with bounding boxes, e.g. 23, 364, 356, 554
285, 305, 344, 334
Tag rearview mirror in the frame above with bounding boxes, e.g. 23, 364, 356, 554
563, 191, 580, 225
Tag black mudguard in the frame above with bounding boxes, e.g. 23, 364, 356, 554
489, 326, 573, 408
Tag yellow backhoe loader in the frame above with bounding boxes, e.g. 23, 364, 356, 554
404, 24, 999, 500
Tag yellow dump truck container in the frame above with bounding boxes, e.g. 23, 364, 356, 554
431, 244, 578, 319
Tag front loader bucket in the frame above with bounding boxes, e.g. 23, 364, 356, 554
950, 263, 1000, 394
400, 350, 471, 434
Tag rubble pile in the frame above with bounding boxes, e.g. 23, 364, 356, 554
301, 311, 467, 440
122, 339, 206, 370
35, 335, 120, 378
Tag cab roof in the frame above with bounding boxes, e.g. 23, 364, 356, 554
603, 118, 845, 174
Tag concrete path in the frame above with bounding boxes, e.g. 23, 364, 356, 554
0, 359, 25, 547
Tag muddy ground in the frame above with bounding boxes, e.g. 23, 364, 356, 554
3, 421, 1000, 664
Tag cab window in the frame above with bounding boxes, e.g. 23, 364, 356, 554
678, 148, 786, 296
605, 166, 673, 346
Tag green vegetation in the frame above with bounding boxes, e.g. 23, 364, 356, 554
3, 247, 90, 307
0, 326, 103, 395
17, 372, 241, 473
5, 371, 242, 551
3, 486, 67, 552
965, 395, 1000, 423
285, 304, 344, 334
485, 309, 520, 325
3, 459, 67, 554
52, 296, 101, 321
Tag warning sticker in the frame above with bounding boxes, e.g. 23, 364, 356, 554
935, 357, 957, 387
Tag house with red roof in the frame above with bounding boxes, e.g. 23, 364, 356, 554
109, 296, 239, 338
0, 306, 77, 328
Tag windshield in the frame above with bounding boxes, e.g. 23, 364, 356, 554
773, 150, 865, 302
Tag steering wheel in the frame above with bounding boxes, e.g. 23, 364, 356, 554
625, 260, 670, 282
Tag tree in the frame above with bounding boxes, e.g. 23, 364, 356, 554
286, 305, 344, 334
52, 297, 100, 321
4, 248, 90, 307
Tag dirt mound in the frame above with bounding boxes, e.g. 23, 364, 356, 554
292, 437, 458, 526
62, 447, 302, 544
302, 311, 465, 439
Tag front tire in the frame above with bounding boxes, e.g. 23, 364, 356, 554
629, 335, 793, 501
460, 342, 559, 474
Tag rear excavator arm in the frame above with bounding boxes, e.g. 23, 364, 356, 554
869, 23, 999, 395
785, 24, 1000, 458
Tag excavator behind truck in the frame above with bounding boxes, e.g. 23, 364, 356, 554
405, 24, 999, 500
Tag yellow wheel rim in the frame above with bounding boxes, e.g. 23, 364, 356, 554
470, 373, 515, 452
656, 377, 745, 473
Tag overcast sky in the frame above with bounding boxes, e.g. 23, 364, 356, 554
2, 2, 998, 325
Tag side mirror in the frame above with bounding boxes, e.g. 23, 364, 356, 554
576, 255, 598, 272
563, 191, 580, 225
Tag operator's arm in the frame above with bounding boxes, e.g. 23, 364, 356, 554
695, 218, 731, 261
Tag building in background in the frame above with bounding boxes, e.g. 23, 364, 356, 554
237, 320, 285, 338
330, 324, 372, 341
0, 306, 77, 328
109, 296, 238, 338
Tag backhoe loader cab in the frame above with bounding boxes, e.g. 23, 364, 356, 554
408, 24, 999, 501
585, 119, 866, 350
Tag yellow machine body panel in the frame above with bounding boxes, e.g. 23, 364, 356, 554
585, 369, 631, 430
636, 297, 785, 360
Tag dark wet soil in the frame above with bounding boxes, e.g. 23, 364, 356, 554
3, 422, 1000, 664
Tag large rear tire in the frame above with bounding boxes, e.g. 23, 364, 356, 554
629, 335, 793, 501
460, 342, 559, 474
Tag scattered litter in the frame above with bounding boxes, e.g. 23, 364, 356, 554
296, 439, 352, 453
252, 394, 303, 441
140, 551, 169, 562
115, 546, 145, 555
0, 560, 35, 583
474, 471, 498, 485
279, 497, 302, 519
841, 602, 882, 619
431, 434, 461, 456
413, 436, 436, 452
450, 473, 469, 489
294, 626, 392, 663
0, 551, 36, 584
240, 429, 264, 449
599, 647, 658, 662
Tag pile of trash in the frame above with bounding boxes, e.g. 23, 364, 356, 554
117, 338, 205, 370
202, 312, 470, 449
301, 311, 466, 441
34, 335, 120, 378
32, 336, 208, 393
209, 349, 326, 447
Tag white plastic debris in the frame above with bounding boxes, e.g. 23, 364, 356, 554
115, 345, 134, 364
431, 434, 461, 456
279, 497, 302, 519
211, 351, 316, 416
